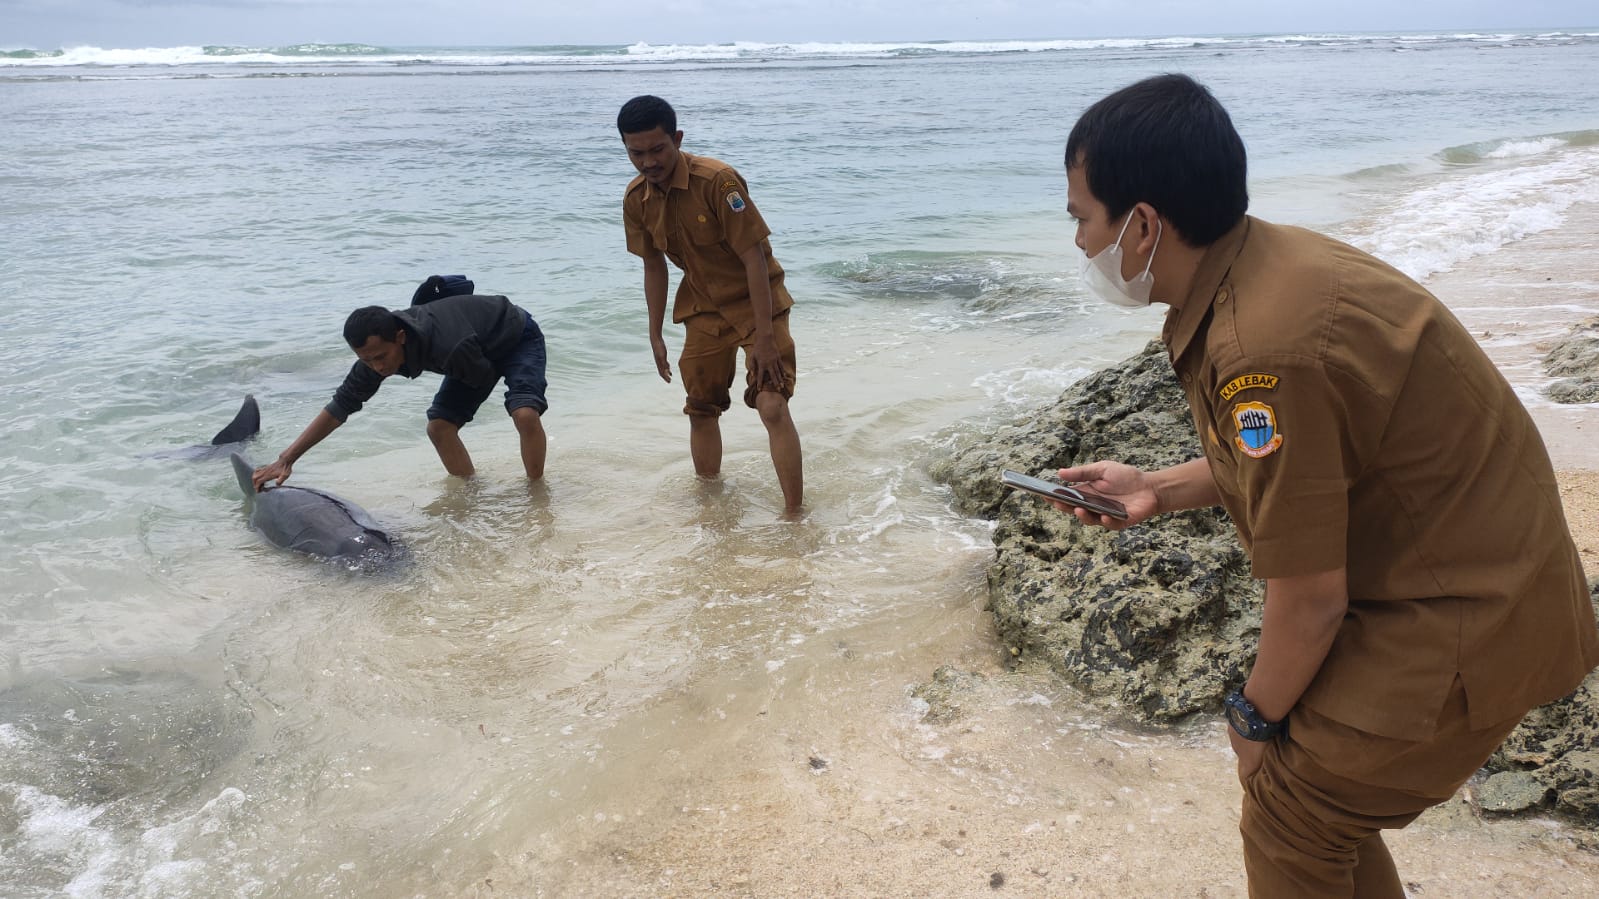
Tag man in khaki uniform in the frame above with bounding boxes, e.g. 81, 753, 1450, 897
617, 95, 803, 513
1051, 73, 1598, 896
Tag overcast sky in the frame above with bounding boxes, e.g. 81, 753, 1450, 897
3, 0, 1595, 50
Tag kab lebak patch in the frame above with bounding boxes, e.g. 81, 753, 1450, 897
1219, 372, 1279, 401
1232, 401, 1283, 458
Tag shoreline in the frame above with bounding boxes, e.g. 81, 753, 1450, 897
480, 220, 1599, 895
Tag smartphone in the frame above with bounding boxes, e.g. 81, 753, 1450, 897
1001, 469, 1130, 520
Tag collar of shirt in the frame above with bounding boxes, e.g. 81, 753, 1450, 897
1162, 215, 1252, 364
642, 151, 695, 202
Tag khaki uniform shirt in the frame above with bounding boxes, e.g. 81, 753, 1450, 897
623, 152, 793, 337
1164, 216, 1599, 740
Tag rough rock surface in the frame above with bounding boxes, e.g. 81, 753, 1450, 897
1485, 582, 1599, 821
1543, 316, 1599, 404
909, 665, 989, 724
933, 340, 1599, 821
931, 340, 1262, 721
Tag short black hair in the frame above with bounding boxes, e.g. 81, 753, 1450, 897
343, 306, 400, 348
617, 95, 676, 137
1065, 73, 1248, 247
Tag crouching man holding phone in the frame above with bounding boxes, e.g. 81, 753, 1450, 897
1047, 74, 1597, 897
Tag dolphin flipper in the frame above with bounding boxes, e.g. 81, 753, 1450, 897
211, 395, 260, 446
230, 453, 257, 498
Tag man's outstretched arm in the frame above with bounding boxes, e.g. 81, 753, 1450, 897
252, 409, 341, 491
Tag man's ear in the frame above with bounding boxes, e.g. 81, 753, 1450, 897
1132, 202, 1162, 255
672, 130, 684, 148
394, 328, 406, 345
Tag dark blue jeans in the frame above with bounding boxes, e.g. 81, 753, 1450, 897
426, 311, 548, 425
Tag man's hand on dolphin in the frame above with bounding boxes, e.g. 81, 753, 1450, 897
252, 459, 292, 492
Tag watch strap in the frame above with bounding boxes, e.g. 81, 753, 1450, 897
1226, 690, 1285, 741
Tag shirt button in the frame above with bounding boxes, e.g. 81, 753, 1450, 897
1181, 374, 1193, 386
697, 215, 707, 222
1217, 289, 1230, 305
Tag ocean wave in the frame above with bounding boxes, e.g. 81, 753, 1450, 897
6, 31, 1599, 69
1438, 130, 1599, 165
1353, 143, 1599, 281
0, 43, 632, 69
202, 42, 389, 57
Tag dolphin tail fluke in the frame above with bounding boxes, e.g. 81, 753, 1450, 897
230, 453, 256, 498
212, 395, 261, 446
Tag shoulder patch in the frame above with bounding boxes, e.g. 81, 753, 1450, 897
1232, 401, 1283, 459
726, 191, 746, 212
721, 179, 739, 191
1219, 372, 1279, 401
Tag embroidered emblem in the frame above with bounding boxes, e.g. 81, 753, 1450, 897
1219, 372, 1280, 401
1232, 401, 1283, 458
721, 179, 739, 191
726, 191, 746, 212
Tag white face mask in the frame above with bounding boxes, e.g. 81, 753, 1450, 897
1079, 210, 1162, 308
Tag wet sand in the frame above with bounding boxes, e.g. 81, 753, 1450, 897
476, 208, 1599, 898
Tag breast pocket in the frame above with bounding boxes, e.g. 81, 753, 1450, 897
1200, 401, 1242, 493
682, 210, 725, 247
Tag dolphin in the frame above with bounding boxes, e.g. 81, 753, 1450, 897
148, 394, 261, 460
229, 452, 405, 568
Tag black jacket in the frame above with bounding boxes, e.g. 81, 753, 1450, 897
325, 294, 526, 421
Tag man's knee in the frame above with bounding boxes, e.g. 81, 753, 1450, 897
426, 417, 462, 443
510, 405, 543, 432
753, 389, 790, 425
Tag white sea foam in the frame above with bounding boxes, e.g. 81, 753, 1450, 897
15, 785, 109, 854
1486, 137, 1567, 159
6, 31, 1598, 70
1353, 145, 1599, 282
972, 365, 1094, 406
0, 722, 26, 748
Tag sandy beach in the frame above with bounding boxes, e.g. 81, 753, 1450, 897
474, 204, 1599, 898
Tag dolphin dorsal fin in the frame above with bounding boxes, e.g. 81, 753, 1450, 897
230, 453, 256, 498
212, 395, 261, 445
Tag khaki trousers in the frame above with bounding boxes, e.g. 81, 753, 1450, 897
1240, 678, 1524, 898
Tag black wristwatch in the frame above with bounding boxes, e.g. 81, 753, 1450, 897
1224, 690, 1286, 741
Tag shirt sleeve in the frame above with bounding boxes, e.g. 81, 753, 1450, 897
624, 191, 655, 258
708, 166, 772, 258
1220, 360, 1364, 579
325, 361, 384, 422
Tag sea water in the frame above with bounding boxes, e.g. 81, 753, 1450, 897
2, 31, 1598, 896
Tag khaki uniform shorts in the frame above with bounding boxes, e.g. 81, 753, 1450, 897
678, 309, 796, 418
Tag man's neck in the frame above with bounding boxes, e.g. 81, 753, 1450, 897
1151, 240, 1207, 310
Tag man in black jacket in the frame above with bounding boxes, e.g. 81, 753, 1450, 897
251, 292, 548, 489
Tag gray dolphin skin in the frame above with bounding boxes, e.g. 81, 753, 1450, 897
229, 452, 405, 568
149, 394, 261, 460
